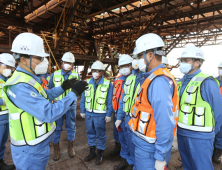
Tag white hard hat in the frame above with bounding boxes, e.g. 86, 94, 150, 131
132, 59, 139, 69
11, 32, 49, 57
218, 62, 222, 68
162, 56, 168, 65
0, 53, 16, 67
91, 61, 105, 70
178, 46, 205, 61
118, 54, 133, 67
133, 33, 165, 55
62, 52, 75, 63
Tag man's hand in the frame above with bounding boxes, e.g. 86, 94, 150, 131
80, 113, 85, 118
115, 120, 122, 129
72, 81, 88, 96
61, 78, 78, 91
105, 116, 111, 123
155, 160, 166, 170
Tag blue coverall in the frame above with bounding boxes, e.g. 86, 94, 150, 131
49, 69, 80, 143
132, 64, 176, 170
215, 76, 222, 150
178, 69, 222, 170
37, 73, 50, 79
113, 75, 126, 143
0, 75, 8, 161
116, 70, 140, 165
7, 66, 77, 170
80, 76, 113, 150
37, 73, 50, 82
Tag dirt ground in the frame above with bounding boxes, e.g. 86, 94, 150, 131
3, 100, 222, 170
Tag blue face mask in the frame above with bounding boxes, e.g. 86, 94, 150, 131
179, 62, 192, 74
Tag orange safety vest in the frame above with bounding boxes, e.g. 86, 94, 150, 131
128, 68, 179, 143
41, 76, 48, 90
112, 76, 124, 112
220, 87, 222, 96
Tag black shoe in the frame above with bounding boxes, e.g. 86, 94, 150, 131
125, 165, 133, 170
84, 146, 97, 162
114, 158, 128, 170
0, 159, 15, 170
110, 142, 121, 156
96, 149, 104, 165
213, 148, 222, 164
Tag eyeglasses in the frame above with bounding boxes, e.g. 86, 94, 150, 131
92, 70, 103, 73
181, 58, 192, 63
32, 56, 44, 62
137, 53, 144, 59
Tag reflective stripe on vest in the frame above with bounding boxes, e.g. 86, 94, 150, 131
112, 78, 123, 111
123, 74, 137, 114
85, 78, 110, 114
128, 68, 179, 143
3, 71, 56, 146
53, 70, 79, 101
128, 83, 140, 118
178, 72, 219, 132
0, 79, 8, 115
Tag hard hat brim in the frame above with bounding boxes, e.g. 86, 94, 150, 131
177, 57, 205, 61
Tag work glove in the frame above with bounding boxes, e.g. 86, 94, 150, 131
61, 78, 78, 91
71, 80, 88, 96
115, 120, 122, 129
80, 113, 85, 118
155, 160, 166, 170
105, 116, 111, 123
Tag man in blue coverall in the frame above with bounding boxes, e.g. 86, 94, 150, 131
111, 54, 133, 158
0, 53, 16, 170
129, 33, 178, 170
5, 32, 88, 170
114, 56, 141, 170
49, 52, 80, 161
80, 60, 113, 165
212, 62, 222, 164
177, 46, 222, 170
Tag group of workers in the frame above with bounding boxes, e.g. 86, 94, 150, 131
0, 31, 222, 170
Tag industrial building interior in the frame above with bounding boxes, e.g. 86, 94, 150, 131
1, 0, 222, 169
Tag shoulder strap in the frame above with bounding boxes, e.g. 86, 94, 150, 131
53, 70, 62, 76
103, 78, 110, 85
5, 71, 47, 99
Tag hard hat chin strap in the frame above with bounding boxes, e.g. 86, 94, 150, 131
187, 58, 197, 74
143, 49, 157, 72
26, 56, 36, 74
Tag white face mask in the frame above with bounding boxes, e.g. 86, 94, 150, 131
30, 58, 49, 75
2, 69, 11, 77
179, 62, 191, 74
119, 69, 122, 75
63, 63, 72, 71
138, 59, 146, 72
219, 70, 222, 76
92, 72, 100, 80
120, 67, 131, 76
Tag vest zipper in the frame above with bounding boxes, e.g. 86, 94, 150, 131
64, 75, 67, 97
116, 82, 123, 111
45, 123, 48, 133
92, 83, 98, 113
192, 105, 195, 125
